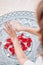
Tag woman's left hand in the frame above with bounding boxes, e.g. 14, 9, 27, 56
4, 22, 17, 39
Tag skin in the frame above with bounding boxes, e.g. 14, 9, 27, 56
4, 21, 41, 65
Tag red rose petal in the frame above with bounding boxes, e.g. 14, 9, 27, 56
22, 46, 27, 51
9, 42, 13, 45
6, 38, 12, 43
6, 38, 13, 45
20, 41, 27, 51
27, 38, 32, 42
27, 42, 31, 47
18, 33, 24, 40
22, 38, 27, 42
21, 33, 24, 37
9, 47, 15, 56
4, 43, 11, 49
20, 41, 25, 47
27, 38, 32, 47
12, 51, 15, 56
18, 36, 23, 40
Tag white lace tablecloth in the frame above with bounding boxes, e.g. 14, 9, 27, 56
0, 11, 40, 65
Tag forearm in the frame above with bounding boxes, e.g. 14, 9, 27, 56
22, 26, 39, 36
12, 37, 28, 65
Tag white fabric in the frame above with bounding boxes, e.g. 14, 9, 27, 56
24, 60, 36, 65
24, 56, 43, 65
35, 56, 43, 65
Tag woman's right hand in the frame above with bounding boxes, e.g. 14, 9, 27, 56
11, 20, 40, 36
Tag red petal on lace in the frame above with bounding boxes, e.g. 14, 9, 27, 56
4, 43, 11, 49
27, 42, 31, 47
18, 36, 23, 40
6, 38, 12, 43
9, 47, 15, 56
22, 38, 27, 42
20, 41, 25, 47
27, 38, 32, 47
27, 38, 32, 42
21, 33, 24, 37
22, 46, 27, 51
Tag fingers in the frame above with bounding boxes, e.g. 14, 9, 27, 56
4, 22, 11, 30
3, 27, 10, 35
4, 21, 17, 40
4, 21, 16, 33
4, 22, 12, 34
13, 20, 21, 25
5, 22, 13, 31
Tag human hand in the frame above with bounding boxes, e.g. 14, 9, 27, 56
11, 20, 24, 32
4, 22, 17, 40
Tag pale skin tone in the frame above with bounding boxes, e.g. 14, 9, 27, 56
4, 21, 41, 65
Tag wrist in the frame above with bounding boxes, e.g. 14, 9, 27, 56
11, 37, 19, 45
11, 36, 17, 40
22, 26, 27, 31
